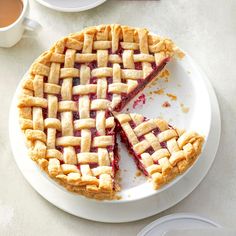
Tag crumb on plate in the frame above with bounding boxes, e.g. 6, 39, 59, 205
176, 50, 185, 59
160, 69, 170, 78
115, 195, 122, 200
162, 101, 171, 108
136, 170, 142, 177
153, 88, 164, 95
180, 103, 190, 113
166, 93, 177, 101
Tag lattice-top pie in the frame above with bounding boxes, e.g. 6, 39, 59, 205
17, 24, 197, 200
115, 113, 204, 189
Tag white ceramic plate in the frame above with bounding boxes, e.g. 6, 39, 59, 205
35, 0, 107, 12
9, 54, 221, 222
137, 213, 222, 236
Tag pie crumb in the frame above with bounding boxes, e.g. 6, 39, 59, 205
180, 103, 190, 113
115, 195, 122, 200
160, 69, 170, 78
176, 50, 185, 59
153, 88, 164, 95
162, 101, 171, 108
136, 170, 142, 177
148, 69, 170, 88
166, 93, 177, 101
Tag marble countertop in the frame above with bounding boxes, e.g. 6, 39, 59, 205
1, 0, 236, 235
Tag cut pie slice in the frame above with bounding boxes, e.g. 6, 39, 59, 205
115, 113, 204, 189
17, 24, 182, 200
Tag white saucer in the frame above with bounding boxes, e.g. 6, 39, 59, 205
35, 0, 107, 12
9, 54, 221, 222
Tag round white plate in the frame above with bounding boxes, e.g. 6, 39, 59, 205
9, 54, 221, 222
137, 213, 222, 236
35, 0, 107, 12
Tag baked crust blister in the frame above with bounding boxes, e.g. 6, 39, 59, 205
17, 24, 192, 200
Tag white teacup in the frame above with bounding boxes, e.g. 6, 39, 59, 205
0, 0, 41, 48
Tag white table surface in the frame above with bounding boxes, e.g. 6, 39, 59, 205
0, 0, 235, 235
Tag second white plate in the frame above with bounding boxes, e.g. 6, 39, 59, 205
35, 0, 107, 12
9, 54, 221, 222
137, 213, 222, 236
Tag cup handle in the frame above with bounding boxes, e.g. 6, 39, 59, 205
23, 18, 41, 32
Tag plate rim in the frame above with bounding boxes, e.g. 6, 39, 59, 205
137, 213, 223, 236
35, 0, 107, 12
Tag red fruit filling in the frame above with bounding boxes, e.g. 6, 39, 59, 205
116, 119, 169, 177
133, 93, 146, 109
113, 57, 170, 111
40, 46, 171, 189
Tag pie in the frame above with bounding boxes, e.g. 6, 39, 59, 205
115, 113, 204, 189
17, 24, 201, 200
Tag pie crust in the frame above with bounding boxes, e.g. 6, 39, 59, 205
115, 113, 204, 189
17, 24, 189, 200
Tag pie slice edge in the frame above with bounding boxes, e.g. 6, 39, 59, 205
115, 112, 204, 189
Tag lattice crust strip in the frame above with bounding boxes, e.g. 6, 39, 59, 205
17, 24, 184, 200
115, 113, 204, 189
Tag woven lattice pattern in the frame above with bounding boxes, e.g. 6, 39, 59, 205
116, 113, 204, 189
17, 25, 182, 199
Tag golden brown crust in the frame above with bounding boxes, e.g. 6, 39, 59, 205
17, 24, 182, 200
115, 113, 204, 190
